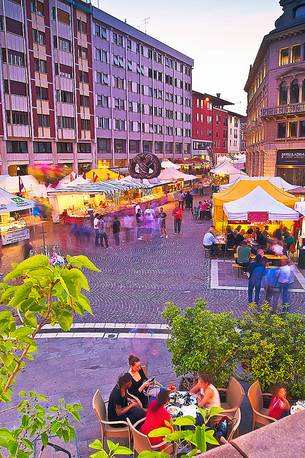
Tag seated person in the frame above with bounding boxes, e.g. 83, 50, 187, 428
203, 226, 218, 256
189, 373, 221, 409
271, 240, 284, 256
245, 228, 255, 241
234, 229, 245, 247
128, 355, 152, 408
268, 384, 290, 420
108, 373, 146, 426
226, 228, 236, 249
236, 241, 251, 268
140, 390, 172, 445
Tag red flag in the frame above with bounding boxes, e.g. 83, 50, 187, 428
93, 172, 98, 182
19, 176, 25, 194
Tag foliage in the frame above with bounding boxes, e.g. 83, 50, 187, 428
239, 303, 305, 398
0, 254, 99, 457
162, 299, 240, 386
89, 439, 132, 458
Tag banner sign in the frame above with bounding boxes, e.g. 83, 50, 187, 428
248, 212, 269, 223
1, 228, 30, 245
277, 150, 305, 166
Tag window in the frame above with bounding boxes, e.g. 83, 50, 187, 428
55, 64, 73, 79
35, 58, 46, 73
279, 48, 289, 66
31, 0, 44, 16
6, 18, 23, 35
57, 142, 73, 153
57, 116, 75, 129
97, 138, 111, 153
112, 32, 123, 46
95, 23, 107, 39
97, 117, 109, 129
33, 29, 45, 45
207, 116, 212, 124
288, 121, 298, 137
77, 19, 87, 34
113, 55, 124, 68
54, 8, 70, 25
303, 80, 305, 102
113, 98, 125, 110
38, 114, 50, 127
294, 5, 305, 18
78, 46, 88, 59
80, 95, 90, 107
96, 72, 109, 85
114, 119, 125, 131
279, 82, 288, 105
291, 45, 301, 63
4, 80, 27, 96
33, 142, 51, 153
53, 36, 71, 53
300, 120, 305, 137
95, 48, 108, 63
6, 111, 29, 125
2, 49, 25, 67
97, 94, 109, 107
290, 79, 299, 103
78, 143, 91, 153
114, 77, 124, 89
79, 71, 88, 83
80, 119, 90, 130
56, 90, 74, 104
36, 86, 48, 100
7, 141, 27, 153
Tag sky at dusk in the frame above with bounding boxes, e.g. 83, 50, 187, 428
92, 0, 283, 114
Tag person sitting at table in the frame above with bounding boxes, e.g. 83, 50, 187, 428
273, 225, 283, 242
189, 373, 220, 408
248, 255, 268, 304
108, 373, 146, 425
226, 227, 236, 249
140, 390, 172, 445
236, 241, 251, 269
128, 355, 152, 408
245, 228, 255, 241
271, 239, 284, 256
283, 229, 295, 253
203, 226, 218, 256
234, 229, 245, 247
268, 384, 290, 419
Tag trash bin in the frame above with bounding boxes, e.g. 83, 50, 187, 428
298, 248, 305, 269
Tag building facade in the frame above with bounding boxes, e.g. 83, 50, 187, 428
192, 91, 244, 160
245, 0, 305, 185
0, 0, 193, 175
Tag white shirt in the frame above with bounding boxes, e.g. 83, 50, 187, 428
200, 384, 221, 408
278, 265, 295, 284
93, 217, 99, 230
203, 232, 217, 246
272, 244, 284, 256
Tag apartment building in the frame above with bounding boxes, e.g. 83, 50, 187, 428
227, 111, 243, 155
245, 0, 305, 185
0, 0, 193, 175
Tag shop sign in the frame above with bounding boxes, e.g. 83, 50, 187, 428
277, 150, 305, 166
1, 228, 30, 245
248, 212, 269, 223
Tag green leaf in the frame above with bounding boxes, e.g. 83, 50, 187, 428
4, 255, 49, 281
57, 311, 73, 332
114, 446, 133, 455
90, 439, 104, 450
195, 425, 206, 453
107, 440, 119, 453
148, 427, 171, 438
205, 430, 220, 446
90, 452, 109, 458
208, 407, 223, 418
66, 255, 100, 272
173, 415, 195, 427
41, 432, 48, 447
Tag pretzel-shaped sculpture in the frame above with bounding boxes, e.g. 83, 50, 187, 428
128, 153, 161, 179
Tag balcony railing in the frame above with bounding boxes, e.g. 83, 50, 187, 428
261, 103, 305, 118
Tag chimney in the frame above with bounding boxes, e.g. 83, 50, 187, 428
216, 93, 221, 98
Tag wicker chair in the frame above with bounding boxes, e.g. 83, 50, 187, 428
92, 390, 130, 449
248, 381, 276, 429
218, 377, 245, 417
127, 418, 174, 455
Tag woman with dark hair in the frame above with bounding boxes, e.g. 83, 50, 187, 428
140, 390, 171, 445
108, 373, 146, 425
128, 355, 152, 408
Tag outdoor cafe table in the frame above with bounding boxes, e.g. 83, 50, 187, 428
166, 391, 198, 419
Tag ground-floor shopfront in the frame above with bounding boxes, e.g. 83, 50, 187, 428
276, 150, 305, 186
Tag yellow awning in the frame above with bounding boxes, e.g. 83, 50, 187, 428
86, 168, 119, 181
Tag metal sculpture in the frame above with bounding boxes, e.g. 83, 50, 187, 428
128, 153, 161, 179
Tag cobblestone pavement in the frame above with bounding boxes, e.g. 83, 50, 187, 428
2, 199, 304, 323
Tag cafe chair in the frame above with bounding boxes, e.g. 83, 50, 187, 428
92, 390, 130, 449
127, 418, 174, 455
217, 408, 242, 445
248, 381, 276, 430
127, 391, 143, 408
218, 377, 245, 418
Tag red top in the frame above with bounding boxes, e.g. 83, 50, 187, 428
173, 208, 183, 219
268, 396, 286, 419
139, 400, 171, 445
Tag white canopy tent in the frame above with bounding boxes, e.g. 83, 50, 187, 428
220, 176, 295, 192
210, 160, 243, 175
161, 160, 180, 169
223, 186, 299, 221
158, 167, 197, 181
0, 188, 34, 214
62, 176, 90, 187
0, 175, 47, 196
120, 175, 173, 188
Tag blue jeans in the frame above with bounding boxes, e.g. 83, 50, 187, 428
279, 283, 290, 308
248, 279, 262, 304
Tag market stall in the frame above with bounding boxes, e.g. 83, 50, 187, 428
158, 168, 197, 182
213, 179, 298, 232
220, 176, 296, 192
0, 175, 47, 197
85, 168, 119, 182
161, 160, 180, 169
120, 176, 175, 205
0, 188, 34, 245
210, 159, 248, 187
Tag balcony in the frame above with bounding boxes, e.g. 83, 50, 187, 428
261, 103, 305, 118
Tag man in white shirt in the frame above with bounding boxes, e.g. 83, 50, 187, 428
203, 226, 218, 256
94, 214, 100, 246
277, 260, 295, 311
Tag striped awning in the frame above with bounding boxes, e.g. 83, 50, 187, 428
47, 180, 149, 196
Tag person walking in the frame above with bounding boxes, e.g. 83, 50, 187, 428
172, 204, 183, 234
98, 215, 109, 248
23, 240, 34, 259
248, 255, 267, 304
112, 216, 121, 246
277, 259, 295, 312
136, 208, 143, 240
177, 191, 184, 209
123, 213, 133, 242
94, 213, 100, 246
157, 207, 168, 239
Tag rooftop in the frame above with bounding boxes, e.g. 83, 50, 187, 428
192, 91, 234, 107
